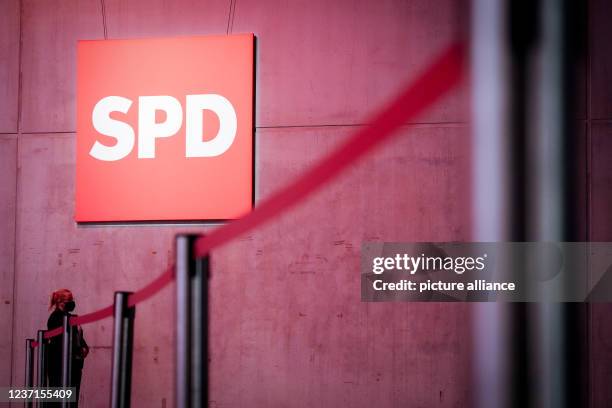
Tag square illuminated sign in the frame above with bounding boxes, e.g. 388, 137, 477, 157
76, 34, 253, 222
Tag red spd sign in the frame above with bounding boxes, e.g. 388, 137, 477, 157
76, 34, 253, 222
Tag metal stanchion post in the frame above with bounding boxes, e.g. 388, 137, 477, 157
36, 331, 46, 387
176, 234, 209, 408
110, 291, 136, 408
61, 314, 72, 408
25, 338, 34, 408
193, 252, 209, 408
36, 330, 46, 408
176, 234, 194, 408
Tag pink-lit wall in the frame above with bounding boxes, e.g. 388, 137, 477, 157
0, 0, 609, 407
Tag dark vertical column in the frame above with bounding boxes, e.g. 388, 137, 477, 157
36, 331, 46, 387
36, 330, 46, 408
25, 338, 34, 408
533, 1, 587, 407
176, 234, 209, 408
563, 2, 588, 407
507, 1, 588, 407
552, 1, 588, 407
507, 0, 539, 241
507, 3, 541, 406
60, 314, 72, 408
110, 291, 136, 408
192, 254, 209, 408
176, 235, 192, 408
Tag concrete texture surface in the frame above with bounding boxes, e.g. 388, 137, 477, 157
591, 0, 612, 119
0, 0, 20, 133
0, 136, 17, 390
590, 122, 612, 408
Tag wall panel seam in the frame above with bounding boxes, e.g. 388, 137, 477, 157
226, 0, 234, 35
100, 0, 108, 39
255, 122, 469, 130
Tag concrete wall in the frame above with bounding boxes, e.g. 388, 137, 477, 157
0, 0, 609, 407
1, 1, 471, 407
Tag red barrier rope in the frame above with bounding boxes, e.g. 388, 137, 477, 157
126, 264, 175, 308
32, 42, 465, 343
194, 42, 465, 258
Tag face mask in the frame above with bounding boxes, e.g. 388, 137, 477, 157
64, 300, 76, 312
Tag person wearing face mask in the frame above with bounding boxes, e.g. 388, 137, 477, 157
47, 289, 89, 406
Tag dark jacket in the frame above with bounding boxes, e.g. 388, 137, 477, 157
46, 309, 89, 386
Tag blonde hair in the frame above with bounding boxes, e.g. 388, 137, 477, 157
49, 289, 73, 311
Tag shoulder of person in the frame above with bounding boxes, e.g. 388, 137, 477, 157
47, 309, 63, 327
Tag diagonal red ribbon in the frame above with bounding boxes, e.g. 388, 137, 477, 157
194, 42, 465, 258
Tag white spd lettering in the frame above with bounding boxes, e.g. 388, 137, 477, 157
89, 94, 237, 161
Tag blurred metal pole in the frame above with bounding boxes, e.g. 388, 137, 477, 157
176, 234, 209, 408
506, 3, 541, 406
25, 338, 34, 408
61, 314, 72, 408
36, 330, 46, 387
110, 291, 136, 408
192, 251, 209, 408
471, 0, 511, 407
36, 330, 46, 408
532, 3, 565, 406
533, 1, 587, 407
176, 235, 192, 408
473, 1, 588, 407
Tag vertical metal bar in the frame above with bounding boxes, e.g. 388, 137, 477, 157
532, 3, 565, 406
110, 291, 136, 408
176, 234, 195, 408
471, 0, 511, 407
176, 234, 208, 408
36, 331, 46, 387
192, 254, 209, 408
25, 338, 34, 385
534, 1, 588, 407
25, 338, 34, 408
507, 2, 541, 407
36, 330, 46, 408
61, 314, 72, 408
